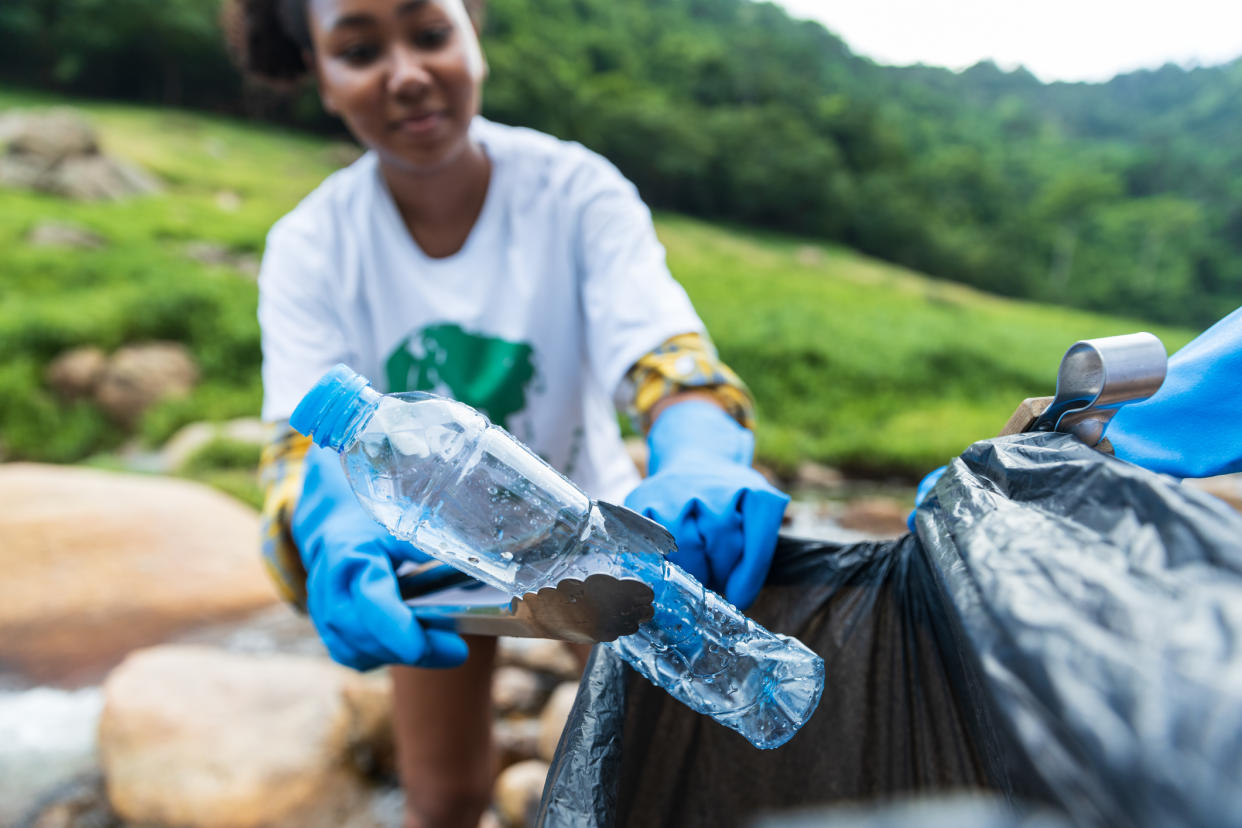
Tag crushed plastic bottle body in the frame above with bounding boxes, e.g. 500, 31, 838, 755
569, 517, 825, 749
293, 366, 823, 749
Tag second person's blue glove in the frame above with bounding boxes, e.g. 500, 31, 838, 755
292, 446, 470, 671
1108, 306, 1242, 479
624, 401, 789, 610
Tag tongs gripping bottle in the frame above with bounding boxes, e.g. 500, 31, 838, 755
291, 364, 824, 749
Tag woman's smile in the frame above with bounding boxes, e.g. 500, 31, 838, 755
391, 110, 447, 135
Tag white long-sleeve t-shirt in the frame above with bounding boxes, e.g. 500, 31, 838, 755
258, 118, 705, 502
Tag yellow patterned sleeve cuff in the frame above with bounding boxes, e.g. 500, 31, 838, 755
259, 426, 313, 610
621, 332, 756, 433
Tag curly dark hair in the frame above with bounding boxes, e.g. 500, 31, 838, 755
223, 0, 487, 86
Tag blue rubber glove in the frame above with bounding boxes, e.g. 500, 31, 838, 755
907, 465, 947, 532
1108, 306, 1242, 479
292, 446, 469, 671
624, 401, 789, 610
908, 307, 1242, 530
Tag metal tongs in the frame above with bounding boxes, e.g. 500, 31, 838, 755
398, 501, 663, 644
999, 332, 1168, 451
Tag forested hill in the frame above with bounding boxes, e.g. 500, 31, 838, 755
3, 0, 1240, 327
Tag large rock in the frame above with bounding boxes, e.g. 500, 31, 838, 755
44, 346, 108, 400
99, 645, 390, 828
94, 342, 199, 426
493, 759, 549, 828
491, 666, 546, 717
53, 153, 161, 201
0, 153, 43, 190
496, 638, 582, 682
537, 682, 579, 762
0, 109, 160, 201
493, 718, 542, 771
4, 109, 98, 161
0, 464, 277, 684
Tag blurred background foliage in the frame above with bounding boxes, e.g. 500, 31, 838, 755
3, 0, 1240, 327
0, 0, 1224, 479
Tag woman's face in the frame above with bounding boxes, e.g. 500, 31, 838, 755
307, 0, 485, 173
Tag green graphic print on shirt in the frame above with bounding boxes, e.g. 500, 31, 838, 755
385, 323, 536, 431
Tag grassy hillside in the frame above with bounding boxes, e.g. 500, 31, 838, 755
664, 217, 1193, 474
0, 91, 1196, 481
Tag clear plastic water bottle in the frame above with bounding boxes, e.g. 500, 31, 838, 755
291, 364, 824, 749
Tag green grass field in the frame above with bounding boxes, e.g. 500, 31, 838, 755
0, 90, 1196, 486
662, 216, 1193, 474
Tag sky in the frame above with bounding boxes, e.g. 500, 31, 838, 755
772, 0, 1242, 83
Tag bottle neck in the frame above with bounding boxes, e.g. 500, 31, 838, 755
306, 382, 381, 452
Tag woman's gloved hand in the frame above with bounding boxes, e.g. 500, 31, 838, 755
1108, 307, 1242, 479
624, 401, 789, 610
292, 446, 469, 671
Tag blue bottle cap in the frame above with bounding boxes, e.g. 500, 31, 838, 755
290, 364, 378, 450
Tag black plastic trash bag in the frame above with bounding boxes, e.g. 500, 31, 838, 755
537, 432, 1242, 828
752, 794, 1074, 828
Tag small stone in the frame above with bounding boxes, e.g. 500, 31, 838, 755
45, 346, 108, 399
26, 221, 106, 249
493, 759, 549, 828
795, 245, 823, 266
794, 461, 845, 492
836, 497, 910, 538
343, 670, 395, 779
159, 417, 273, 474
215, 190, 243, 211
492, 666, 546, 717
184, 241, 260, 278
184, 240, 237, 266
497, 638, 581, 681
94, 342, 199, 427
537, 682, 579, 762
493, 718, 541, 771
158, 421, 218, 471
20, 773, 115, 828
1185, 474, 1242, 514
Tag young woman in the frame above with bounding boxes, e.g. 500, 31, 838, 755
228, 1, 789, 825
